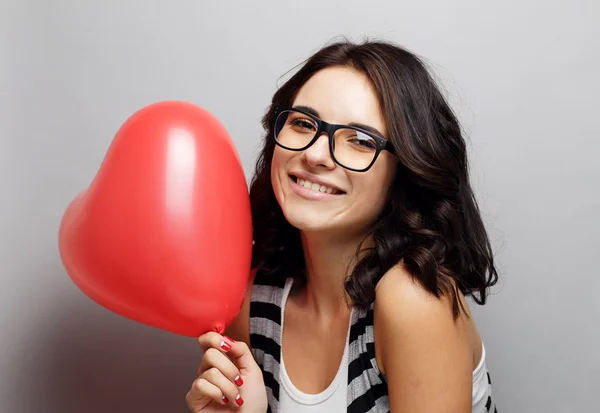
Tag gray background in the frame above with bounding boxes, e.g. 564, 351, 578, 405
1, 0, 598, 412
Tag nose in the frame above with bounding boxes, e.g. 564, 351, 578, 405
302, 133, 335, 169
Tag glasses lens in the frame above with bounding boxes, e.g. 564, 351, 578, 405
274, 110, 318, 150
333, 128, 378, 170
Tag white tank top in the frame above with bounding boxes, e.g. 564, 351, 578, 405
277, 278, 495, 413
279, 281, 352, 412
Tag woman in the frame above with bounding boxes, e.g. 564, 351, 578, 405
186, 39, 499, 413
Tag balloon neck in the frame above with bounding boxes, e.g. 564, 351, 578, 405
212, 322, 225, 335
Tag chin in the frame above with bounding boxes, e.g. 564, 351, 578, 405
281, 206, 332, 232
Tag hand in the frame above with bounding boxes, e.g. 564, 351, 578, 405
186, 332, 268, 413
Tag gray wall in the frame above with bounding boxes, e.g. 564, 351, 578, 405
1, 0, 598, 412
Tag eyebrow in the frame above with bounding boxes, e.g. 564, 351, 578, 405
292, 105, 386, 138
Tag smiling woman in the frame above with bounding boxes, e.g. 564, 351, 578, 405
186, 39, 499, 413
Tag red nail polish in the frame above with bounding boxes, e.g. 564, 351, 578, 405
224, 335, 236, 343
235, 394, 244, 406
222, 395, 229, 404
220, 340, 232, 352
234, 375, 244, 386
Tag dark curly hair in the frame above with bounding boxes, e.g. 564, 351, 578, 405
249, 39, 498, 318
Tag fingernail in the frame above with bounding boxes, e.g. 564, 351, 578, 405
234, 375, 244, 386
224, 335, 236, 344
235, 394, 244, 406
219, 340, 232, 352
222, 395, 229, 404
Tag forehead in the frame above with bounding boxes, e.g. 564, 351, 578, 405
292, 66, 388, 137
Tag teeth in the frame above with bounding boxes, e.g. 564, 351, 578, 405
297, 178, 339, 195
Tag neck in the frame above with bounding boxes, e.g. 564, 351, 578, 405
297, 230, 367, 317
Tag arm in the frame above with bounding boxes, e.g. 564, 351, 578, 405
374, 266, 473, 413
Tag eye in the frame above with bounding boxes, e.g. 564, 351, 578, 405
290, 117, 317, 132
352, 133, 377, 150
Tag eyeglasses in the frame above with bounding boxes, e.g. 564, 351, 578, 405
272, 105, 393, 172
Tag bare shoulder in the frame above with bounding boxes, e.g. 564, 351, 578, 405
373, 263, 476, 373
223, 268, 257, 347
373, 264, 476, 411
374, 264, 461, 326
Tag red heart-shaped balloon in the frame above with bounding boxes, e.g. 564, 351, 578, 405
58, 101, 252, 337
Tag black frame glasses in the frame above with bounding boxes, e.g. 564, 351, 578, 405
272, 105, 393, 172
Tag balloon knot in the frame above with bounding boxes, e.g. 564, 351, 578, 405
213, 322, 225, 335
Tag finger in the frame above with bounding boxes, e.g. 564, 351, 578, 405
202, 367, 244, 407
226, 340, 260, 379
198, 347, 242, 385
186, 378, 228, 408
198, 332, 234, 353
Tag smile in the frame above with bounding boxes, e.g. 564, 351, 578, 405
296, 176, 340, 194
289, 175, 345, 199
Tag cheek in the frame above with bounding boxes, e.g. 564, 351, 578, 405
271, 147, 287, 173
270, 149, 288, 196
270, 158, 281, 195
357, 179, 388, 210
352, 163, 396, 214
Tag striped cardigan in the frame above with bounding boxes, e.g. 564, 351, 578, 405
249, 271, 497, 413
